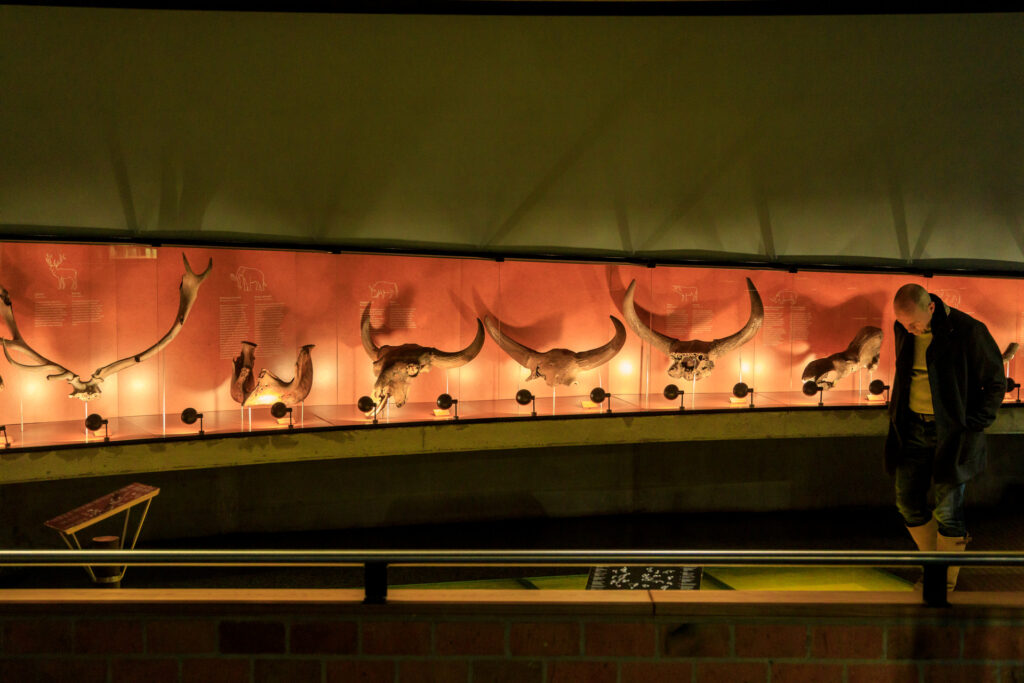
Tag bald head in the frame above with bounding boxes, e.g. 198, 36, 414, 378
893, 283, 934, 334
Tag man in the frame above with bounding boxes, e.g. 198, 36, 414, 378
886, 283, 1005, 590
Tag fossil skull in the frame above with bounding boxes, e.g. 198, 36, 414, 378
801, 326, 883, 390
623, 277, 764, 381
361, 304, 484, 411
232, 342, 315, 407
484, 315, 626, 387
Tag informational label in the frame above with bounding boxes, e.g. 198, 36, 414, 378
358, 301, 387, 328
388, 306, 417, 329
219, 296, 248, 359
763, 306, 787, 346
665, 305, 712, 337
790, 306, 811, 342
70, 293, 103, 325
586, 566, 702, 590
33, 294, 67, 327
254, 296, 285, 355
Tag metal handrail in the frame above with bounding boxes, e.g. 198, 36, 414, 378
4, 548, 1024, 608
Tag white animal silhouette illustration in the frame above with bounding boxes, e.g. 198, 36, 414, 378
369, 281, 399, 299
230, 266, 267, 292
45, 254, 78, 290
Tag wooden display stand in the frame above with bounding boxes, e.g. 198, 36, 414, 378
44, 483, 159, 585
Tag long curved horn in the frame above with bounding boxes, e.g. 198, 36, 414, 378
360, 303, 380, 360
573, 316, 627, 371
622, 280, 674, 356
484, 315, 538, 368
429, 319, 486, 369
708, 277, 764, 359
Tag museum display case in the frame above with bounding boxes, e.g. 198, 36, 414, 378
0, 240, 1019, 451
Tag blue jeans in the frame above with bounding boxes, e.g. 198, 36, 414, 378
894, 413, 967, 537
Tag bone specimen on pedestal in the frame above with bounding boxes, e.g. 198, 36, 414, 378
801, 326, 884, 390
0, 254, 212, 401
1003, 343, 1019, 363
622, 278, 764, 381
232, 342, 315, 407
361, 304, 484, 413
484, 315, 626, 387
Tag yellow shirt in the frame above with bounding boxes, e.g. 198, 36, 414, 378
909, 329, 934, 415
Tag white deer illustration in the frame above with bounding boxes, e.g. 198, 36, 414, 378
45, 254, 78, 290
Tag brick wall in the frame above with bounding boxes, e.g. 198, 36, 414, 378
2, 591, 1024, 682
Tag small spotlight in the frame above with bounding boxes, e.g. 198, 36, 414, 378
515, 389, 537, 417
436, 393, 459, 420
357, 395, 379, 424
802, 380, 824, 406
85, 413, 109, 442
180, 407, 205, 436
868, 379, 891, 404
663, 384, 685, 411
1007, 377, 1021, 403
270, 401, 293, 429
732, 382, 755, 408
589, 387, 612, 413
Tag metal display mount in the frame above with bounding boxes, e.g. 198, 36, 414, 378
515, 389, 537, 417
663, 384, 685, 410
0, 424, 9, 448
1007, 377, 1021, 403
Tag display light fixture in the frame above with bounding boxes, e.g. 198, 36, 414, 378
85, 413, 109, 442
270, 401, 293, 429
868, 379, 891, 403
436, 393, 460, 420
0, 425, 9, 448
180, 407, 205, 436
663, 384, 685, 411
732, 382, 755, 409
1007, 377, 1021, 403
589, 387, 613, 413
802, 380, 824, 407
515, 389, 537, 417
357, 395, 379, 425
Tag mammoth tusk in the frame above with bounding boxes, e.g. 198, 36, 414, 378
622, 280, 675, 356
428, 320, 486, 369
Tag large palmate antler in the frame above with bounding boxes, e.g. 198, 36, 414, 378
0, 254, 213, 401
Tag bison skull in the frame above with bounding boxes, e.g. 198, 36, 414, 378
361, 304, 484, 411
623, 278, 764, 381
801, 326, 883, 390
484, 315, 626, 387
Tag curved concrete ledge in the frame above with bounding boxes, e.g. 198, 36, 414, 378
2, 405, 1022, 485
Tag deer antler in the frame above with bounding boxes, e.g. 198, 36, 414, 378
0, 253, 213, 401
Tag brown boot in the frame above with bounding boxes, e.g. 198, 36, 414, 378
936, 532, 971, 590
907, 518, 937, 551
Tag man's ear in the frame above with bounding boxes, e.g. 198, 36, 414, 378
928, 301, 936, 315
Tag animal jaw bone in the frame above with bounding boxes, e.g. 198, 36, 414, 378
361, 304, 485, 412
801, 326, 884, 390
239, 344, 315, 407
623, 277, 764, 381
0, 253, 212, 401
483, 315, 626, 387
231, 342, 258, 404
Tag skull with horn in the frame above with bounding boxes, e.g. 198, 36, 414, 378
484, 315, 626, 387
801, 326, 883, 390
361, 304, 485, 411
623, 277, 764, 381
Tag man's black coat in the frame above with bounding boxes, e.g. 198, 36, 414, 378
885, 294, 1006, 484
